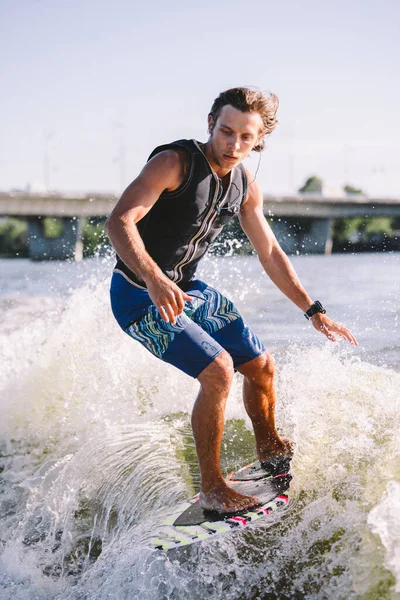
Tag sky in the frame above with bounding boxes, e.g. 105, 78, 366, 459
1, 0, 399, 197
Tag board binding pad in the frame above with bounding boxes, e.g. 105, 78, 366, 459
230, 455, 292, 481
149, 457, 292, 551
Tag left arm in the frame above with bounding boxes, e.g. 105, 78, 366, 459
239, 177, 358, 345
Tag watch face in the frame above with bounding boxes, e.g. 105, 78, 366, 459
305, 301, 326, 319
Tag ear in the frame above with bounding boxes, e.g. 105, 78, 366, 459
208, 114, 214, 134
254, 136, 264, 150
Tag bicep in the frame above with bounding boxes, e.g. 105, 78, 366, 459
239, 186, 277, 261
107, 151, 184, 224
109, 175, 163, 224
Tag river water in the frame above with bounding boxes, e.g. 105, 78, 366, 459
0, 252, 399, 600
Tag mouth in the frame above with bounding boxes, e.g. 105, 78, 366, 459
223, 154, 238, 161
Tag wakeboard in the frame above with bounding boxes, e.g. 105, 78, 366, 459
148, 456, 293, 551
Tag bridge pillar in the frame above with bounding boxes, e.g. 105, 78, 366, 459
28, 216, 83, 261
271, 217, 333, 255
302, 218, 333, 255
270, 219, 299, 254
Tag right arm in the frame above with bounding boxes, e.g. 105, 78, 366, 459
104, 150, 192, 323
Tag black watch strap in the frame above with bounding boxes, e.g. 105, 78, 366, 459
304, 300, 326, 320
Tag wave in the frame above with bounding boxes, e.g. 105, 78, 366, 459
0, 261, 399, 599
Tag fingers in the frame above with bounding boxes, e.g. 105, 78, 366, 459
147, 276, 193, 324
320, 326, 337, 342
327, 321, 358, 346
165, 302, 177, 324
158, 294, 179, 324
176, 290, 193, 314
158, 304, 170, 323
313, 316, 358, 346
157, 289, 192, 324
336, 327, 358, 346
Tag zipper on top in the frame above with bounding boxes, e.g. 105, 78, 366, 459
172, 142, 232, 282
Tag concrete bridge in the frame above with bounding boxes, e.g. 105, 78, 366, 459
264, 194, 400, 255
0, 192, 116, 260
1, 191, 399, 260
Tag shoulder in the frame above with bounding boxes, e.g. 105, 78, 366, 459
148, 140, 194, 173
143, 148, 190, 192
147, 147, 187, 170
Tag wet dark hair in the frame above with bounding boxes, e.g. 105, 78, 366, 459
208, 87, 279, 151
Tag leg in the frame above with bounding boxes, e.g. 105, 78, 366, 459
117, 289, 260, 514
185, 280, 291, 484
237, 352, 293, 461
195, 351, 261, 512
192, 351, 232, 493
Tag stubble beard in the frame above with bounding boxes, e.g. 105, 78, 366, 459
208, 136, 237, 171
208, 137, 223, 168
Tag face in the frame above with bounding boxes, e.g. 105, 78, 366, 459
207, 104, 264, 173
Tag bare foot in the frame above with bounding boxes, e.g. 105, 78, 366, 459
258, 437, 295, 463
199, 482, 260, 514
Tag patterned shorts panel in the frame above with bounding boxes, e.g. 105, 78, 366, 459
125, 305, 192, 359
111, 274, 265, 378
184, 285, 241, 335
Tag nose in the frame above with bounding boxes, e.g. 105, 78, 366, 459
228, 135, 240, 152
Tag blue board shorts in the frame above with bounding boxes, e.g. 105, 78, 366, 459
110, 272, 265, 378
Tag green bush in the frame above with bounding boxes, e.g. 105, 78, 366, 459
0, 217, 28, 257
42, 217, 64, 238
333, 217, 395, 243
82, 217, 109, 257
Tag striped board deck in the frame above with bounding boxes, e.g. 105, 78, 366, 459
148, 458, 292, 551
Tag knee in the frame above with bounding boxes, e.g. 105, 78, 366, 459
261, 352, 275, 378
244, 351, 275, 384
198, 351, 234, 390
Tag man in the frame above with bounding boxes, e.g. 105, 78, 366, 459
105, 87, 357, 514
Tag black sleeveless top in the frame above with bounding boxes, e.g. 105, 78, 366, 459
114, 139, 248, 288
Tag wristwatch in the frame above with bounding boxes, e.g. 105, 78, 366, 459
304, 300, 326, 320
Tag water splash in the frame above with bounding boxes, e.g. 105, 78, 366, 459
1, 255, 399, 599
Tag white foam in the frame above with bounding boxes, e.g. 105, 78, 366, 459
368, 480, 400, 592
1, 254, 400, 599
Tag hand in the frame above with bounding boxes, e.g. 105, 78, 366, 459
310, 313, 358, 346
145, 274, 192, 324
